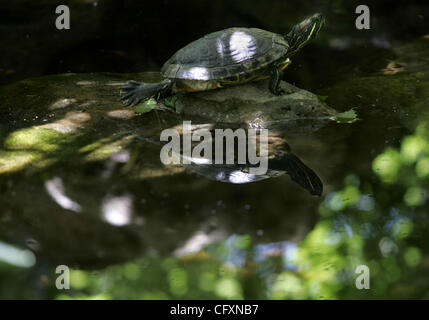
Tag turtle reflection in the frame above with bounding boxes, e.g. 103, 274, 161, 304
171, 124, 323, 196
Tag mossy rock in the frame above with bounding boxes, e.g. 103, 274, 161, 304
168, 79, 338, 125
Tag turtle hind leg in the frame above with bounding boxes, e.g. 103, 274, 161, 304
120, 79, 173, 107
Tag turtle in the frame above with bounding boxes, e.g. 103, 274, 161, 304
120, 13, 325, 107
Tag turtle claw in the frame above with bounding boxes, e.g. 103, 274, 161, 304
122, 98, 132, 107
120, 81, 147, 107
121, 80, 141, 90
122, 96, 144, 107
132, 96, 144, 106
120, 91, 134, 101
120, 79, 173, 107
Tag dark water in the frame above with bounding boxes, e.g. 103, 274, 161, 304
1, 1, 429, 299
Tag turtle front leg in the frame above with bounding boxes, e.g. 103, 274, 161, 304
120, 79, 173, 107
269, 66, 285, 95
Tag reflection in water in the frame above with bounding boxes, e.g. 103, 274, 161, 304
45, 176, 82, 213
186, 149, 322, 196
175, 124, 323, 196
102, 194, 133, 227
0, 117, 324, 273
1, 117, 429, 298
0, 241, 36, 268
39, 121, 428, 300
173, 230, 226, 257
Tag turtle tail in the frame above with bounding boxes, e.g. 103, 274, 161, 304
120, 79, 173, 107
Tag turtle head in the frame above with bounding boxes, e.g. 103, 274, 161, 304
286, 13, 325, 56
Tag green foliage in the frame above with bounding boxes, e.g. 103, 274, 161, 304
317, 95, 329, 102
332, 108, 359, 124
134, 98, 159, 114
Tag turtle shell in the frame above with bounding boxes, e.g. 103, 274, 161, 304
161, 28, 289, 81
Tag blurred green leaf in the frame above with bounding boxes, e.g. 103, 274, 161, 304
317, 95, 329, 102
332, 108, 359, 123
